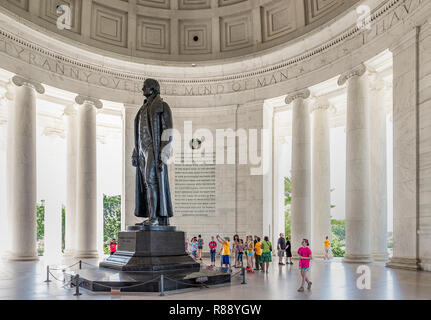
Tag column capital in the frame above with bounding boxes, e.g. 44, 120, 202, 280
11, 75, 45, 94
368, 73, 388, 92
285, 89, 310, 105
75, 95, 103, 109
337, 64, 366, 86
278, 136, 288, 144
97, 135, 107, 144
123, 103, 140, 111
122, 104, 139, 120
42, 127, 66, 139
3, 81, 15, 100
63, 104, 77, 116
309, 96, 334, 113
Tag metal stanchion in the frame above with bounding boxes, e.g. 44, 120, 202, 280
159, 274, 165, 296
241, 267, 246, 284
79, 260, 82, 270
44, 266, 52, 283
73, 274, 82, 296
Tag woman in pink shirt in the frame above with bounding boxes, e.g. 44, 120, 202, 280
297, 239, 312, 292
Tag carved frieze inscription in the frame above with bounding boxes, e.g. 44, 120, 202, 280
0, 0, 424, 96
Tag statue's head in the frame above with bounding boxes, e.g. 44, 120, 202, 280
142, 78, 160, 98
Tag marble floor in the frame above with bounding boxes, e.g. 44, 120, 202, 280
0, 256, 430, 300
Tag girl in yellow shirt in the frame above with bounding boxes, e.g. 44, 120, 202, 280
254, 237, 262, 270
324, 236, 331, 260
245, 235, 255, 273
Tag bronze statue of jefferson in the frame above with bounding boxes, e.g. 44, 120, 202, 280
132, 78, 174, 226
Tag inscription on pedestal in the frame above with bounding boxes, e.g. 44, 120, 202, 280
118, 233, 136, 252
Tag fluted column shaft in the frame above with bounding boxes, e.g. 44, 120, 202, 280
74, 96, 102, 258
369, 77, 389, 261
63, 105, 78, 256
339, 64, 372, 263
122, 104, 140, 229
311, 100, 331, 257
286, 89, 311, 256
8, 76, 44, 261
4, 84, 14, 256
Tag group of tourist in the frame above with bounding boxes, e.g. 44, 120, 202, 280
185, 233, 332, 292
109, 232, 330, 292
107, 232, 329, 292
186, 233, 296, 274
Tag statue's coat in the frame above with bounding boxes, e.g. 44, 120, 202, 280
132, 94, 174, 218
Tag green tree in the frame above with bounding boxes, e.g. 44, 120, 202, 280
36, 201, 45, 256
387, 232, 393, 249
331, 219, 345, 239
330, 188, 336, 209
284, 176, 292, 206
103, 194, 121, 255
284, 176, 292, 238
61, 205, 66, 252
330, 219, 345, 257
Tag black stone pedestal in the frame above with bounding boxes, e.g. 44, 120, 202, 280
75, 226, 231, 293
99, 228, 200, 272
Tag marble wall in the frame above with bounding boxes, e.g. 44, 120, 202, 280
386, 19, 431, 271
167, 102, 273, 249
387, 21, 431, 271
418, 22, 431, 271
388, 29, 420, 270
169, 106, 237, 246
236, 101, 272, 241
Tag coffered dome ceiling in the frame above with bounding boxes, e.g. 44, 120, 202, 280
0, 0, 361, 63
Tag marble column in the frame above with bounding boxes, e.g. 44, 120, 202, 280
387, 28, 420, 271
0, 108, 6, 257
8, 76, 44, 261
63, 104, 77, 256
122, 104, 140, 229
285, 89, 311, 257
369, 75, 389, 262
310, 98, 331, 258
272, 112, 286, 247
338, 64, 372, 263
74, 95, 102, 258
3, 83, 13, 257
